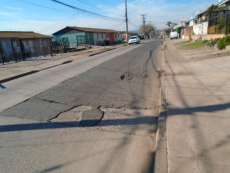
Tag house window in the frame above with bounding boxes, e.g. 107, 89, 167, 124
118, 33, 119, 37
96, 33, 98, 39
101, 33, 103, 38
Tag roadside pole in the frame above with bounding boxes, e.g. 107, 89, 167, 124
125, 0, 129, 44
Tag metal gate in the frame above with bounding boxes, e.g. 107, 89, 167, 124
51, 37, 69, 53
76, 36, 91, 49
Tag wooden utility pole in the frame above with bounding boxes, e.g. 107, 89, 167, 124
141, 14, 147, 39
125, 0, 129, 43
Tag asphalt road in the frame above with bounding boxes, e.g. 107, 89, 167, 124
0, 39, 162, 121
0, 39, 163, 173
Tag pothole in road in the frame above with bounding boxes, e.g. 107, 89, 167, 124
120, 71, 147, 80
50, 106, 104, 127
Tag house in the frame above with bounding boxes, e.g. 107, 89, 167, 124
52, 27, 117, 46
121, 32, 138, 42
116, 31, 123, 43
180, 19, 188, 25
0, 31, 52, 63
197, 10, 208, 24
218, 0, 230, 7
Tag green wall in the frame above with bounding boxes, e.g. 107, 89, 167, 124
54, 32, 95, 46
54, 32, 86, 46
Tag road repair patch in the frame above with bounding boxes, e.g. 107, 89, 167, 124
51, 106, 158, 136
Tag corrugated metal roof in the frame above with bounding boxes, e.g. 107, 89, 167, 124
0, 31, 52, 39
53, 27, 139, 35
70, 27, 116, 33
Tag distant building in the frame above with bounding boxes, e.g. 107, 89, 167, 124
218, 0, 230, 7
53, 27, 119, 46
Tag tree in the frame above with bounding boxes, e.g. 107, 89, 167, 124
166, 21, 172, 27
139, 24, 156, 38
205, 4, 229, 21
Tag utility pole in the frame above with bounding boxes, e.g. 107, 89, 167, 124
125, 0, 129, 44
141, 14, 147, 39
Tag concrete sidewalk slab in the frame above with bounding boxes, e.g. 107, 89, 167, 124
155, 39, 230, 173
0, 44, 123, 83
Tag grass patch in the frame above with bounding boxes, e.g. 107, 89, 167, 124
87, 51, 93, 53
121, 43, 129, 46
174, 39, 192, 46
179, 41, 206, 50
164, 45, 167, 49
100, 48, 112, 52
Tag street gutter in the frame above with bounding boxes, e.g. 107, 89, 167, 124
154, 43, 168, 173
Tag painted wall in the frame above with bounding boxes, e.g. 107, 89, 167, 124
117, 33, 123, 43
85, 32, 94, 45
93, 33, 105, 45
113, 33, 117, 43
193, 22, 208, 35
54, 32, 85, 46
122, 34, 131, 42
109, 33, 114, 44
206, 34, 226, 40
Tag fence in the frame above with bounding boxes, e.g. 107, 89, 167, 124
0, 38, 52, 65
0, 36, 94, 64
51, 37, 69, 53
76, 36, 91, 49
208, 10, 230, 34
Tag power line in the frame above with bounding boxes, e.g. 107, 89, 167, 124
128, 21, 138, 28
17, 0, 76, 14
73, 0, 124, 18
38, 15, 78, 33
50, 0, 124, 21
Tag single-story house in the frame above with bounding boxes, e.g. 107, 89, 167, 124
0, 31, 52, 63
52, 27, 118, 46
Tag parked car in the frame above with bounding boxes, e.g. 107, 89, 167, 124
170, 29, 179, 39
128, 36, 140, 44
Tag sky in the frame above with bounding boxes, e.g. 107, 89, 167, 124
0, 0, 219, 35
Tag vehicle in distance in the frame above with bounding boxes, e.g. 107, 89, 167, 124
128, 36, 140, 44
170, 29, 179, 39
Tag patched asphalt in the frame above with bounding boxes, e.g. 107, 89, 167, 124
0, 39, 162, 122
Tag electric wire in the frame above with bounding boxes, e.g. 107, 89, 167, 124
50, 0, 124, 21
73, 0, 125, 18
17, 0, 76, 14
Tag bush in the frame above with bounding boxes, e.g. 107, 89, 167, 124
203, 40, 208, 44
222, 27, 227, 34
209, 25, 216, 34
218, 39, 226, 50
206, 39, 216, 47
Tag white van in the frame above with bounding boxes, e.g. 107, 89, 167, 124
170, 29, 179, 39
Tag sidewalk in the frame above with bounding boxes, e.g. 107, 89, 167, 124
0, 44, 124, 83
156, 39, 230, 173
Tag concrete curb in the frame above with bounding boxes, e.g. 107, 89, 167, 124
0, 60, 73, 84
0, 45, 125, 83
89, 48, 117, 57
154, 45, 168, 173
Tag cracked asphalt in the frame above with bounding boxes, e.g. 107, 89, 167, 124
0, 39, 163, 173
0, 39, 162, 122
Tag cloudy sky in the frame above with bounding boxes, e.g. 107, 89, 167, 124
0, 0, 219, 35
